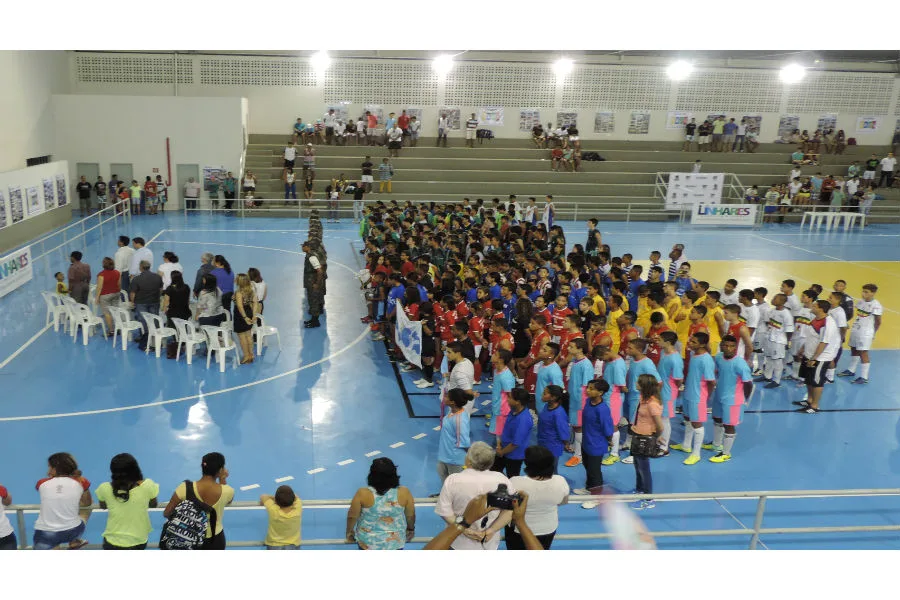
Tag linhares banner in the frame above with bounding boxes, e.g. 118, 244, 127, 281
0, 245, 33, 298
691, 204, 757, 226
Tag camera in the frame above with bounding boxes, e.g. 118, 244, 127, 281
486, 484, 522, 510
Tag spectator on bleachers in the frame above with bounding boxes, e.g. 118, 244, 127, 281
532, 123, 545, 148
241, 170, 257, 197
194, 274, 225, 326
211, 255, 235, 311
0, 481, 15, 550
346, 458, 416, 550
507, 445, 569, 549
95, 453, 159, 550
387, 123, 403, 157
408, 116, 421, 146
435, 441, 516, 550
292, 118, 304, 143
95, 257, 121, 333
378, 158, 394, 193
302, 144, 316, 179
163, 452, 233, 550
261, 485, 302, 550
67, 251, 91, 305
33, 452, 92, 550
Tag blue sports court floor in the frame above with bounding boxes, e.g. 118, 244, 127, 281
1, 213, 899, 549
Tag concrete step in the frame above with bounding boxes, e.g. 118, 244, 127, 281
249, 134, 888, 155
250, 180, 660, 196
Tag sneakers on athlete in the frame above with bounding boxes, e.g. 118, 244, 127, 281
701, 443, 722, 451
416, 380, 434, 388
669, 443, 690, 453
601, 455, 620, 466
572, 488, 591, 495
683, 455, 701, 466
621, 455, 634, 464
752, 376, 770, 383
851, 377, 868, 385
764, 381, 781, 389
796, 406, 818, 414
791, 400, 809, 407
564, 456, 582, 467
709, 453, 732, 463
837, 370, 855, 377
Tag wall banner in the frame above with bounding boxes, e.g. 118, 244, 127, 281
665, 173, 725, 209
691, 203, 757, 226
0, 245, 33, 298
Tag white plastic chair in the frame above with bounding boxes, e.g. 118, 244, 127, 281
253, 315, 281, 356
216, 308, 234, 332
88, 284, 99, 315
59, 296, 80, 335
141, 313, 177, 358
108, 306, 144, 351
119, 290, 129, 304
70, 303, 107, 345
201, 325, 239, 372
171, 318, 207, 364
41, 292, 68, 332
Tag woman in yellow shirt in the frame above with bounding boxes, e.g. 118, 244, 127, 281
163, 452, 234, 550
261, 486, 302, 549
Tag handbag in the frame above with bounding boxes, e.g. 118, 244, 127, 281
629, 402, 659, 457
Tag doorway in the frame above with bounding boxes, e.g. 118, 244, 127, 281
176, 164, 200, 210
75, 162, 99, 214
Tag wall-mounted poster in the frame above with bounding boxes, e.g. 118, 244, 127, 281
405, 107, 423, 122
479, 106, 504, 126
594, 111, 615, 133
742, 115, 763, 132
0, 191, 7, 229
519, 109, 541, 132
324, 103, 349, 123
855, 116, 881, 134
55, 174, 68, 207
203, 166, 227, 193
439, 107, 461, 130
666, 111, 693, 129
26, 186, 41, 217
9, 186, 24, 224
706, 113, 726, 124
628, 111, 651, 134
665, 172, 725, 209
777, 115, 800, 139
556, 111, 578, 128
817, 113, 838, 131
364, 104, 384, 126
42, 178, 56, 211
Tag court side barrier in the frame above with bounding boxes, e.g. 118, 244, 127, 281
182, 198, 686, 224
22, 201, 132, 265
9, 488, 900, 549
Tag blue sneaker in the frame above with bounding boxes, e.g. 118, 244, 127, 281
837, 370, 855, 377
630, 499, 655, 510
851, 377, 868, 385
764, 381, 781, 389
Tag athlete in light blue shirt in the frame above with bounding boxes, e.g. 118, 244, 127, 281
624, 342, 660, 423
437, 389, 471, 481
534, 344, 564, 405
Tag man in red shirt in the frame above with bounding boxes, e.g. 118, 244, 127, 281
551, 147, 564, 171
646, 312, 672, 365
467, 303, 487, 383
398, 110, 411, 146
520, 315, 551, 387
365, 111, 378, 146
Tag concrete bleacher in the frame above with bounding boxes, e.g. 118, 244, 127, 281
244, 134, 900, 222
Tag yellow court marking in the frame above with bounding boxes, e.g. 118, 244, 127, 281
687, 261, 899, 350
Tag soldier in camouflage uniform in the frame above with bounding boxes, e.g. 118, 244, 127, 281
302, 234, 327, 328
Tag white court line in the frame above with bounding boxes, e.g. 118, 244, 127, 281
337, 459, 355, 466
274, 476, 294, 483
0, 325, 371, 421
0, 228, 167, 371
752, 234, 843, 261
364, 450, 381, 457
307, 468, 326, 475
412, 433, 427, 440
432, 426, 441, 431
481, 400, 492, 406
389, 442, 405, 448
239, 484, 261, 492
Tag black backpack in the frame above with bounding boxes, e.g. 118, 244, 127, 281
159, 480, 217, 550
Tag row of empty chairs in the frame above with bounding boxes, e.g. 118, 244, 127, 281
40, 292, 280, 372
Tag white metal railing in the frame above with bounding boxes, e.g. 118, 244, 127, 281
7, 488, 900, 550
18, 201, 132, 265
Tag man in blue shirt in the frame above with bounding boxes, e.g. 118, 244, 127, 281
574, 379, 614, 497
501, 283, 516, 321
627, 266, 646, 304
436, 389, 471, 487
671, 332, 717, 466
537, 383, 569, 473
494, 388, 533, 477
705, 335, 752, 463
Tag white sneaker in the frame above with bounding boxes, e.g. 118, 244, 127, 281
581, 501, 599, 510
572, 488, 591, 495
416, 381, 434, 388
622, 456, 634, 464
412, 378, 425, 385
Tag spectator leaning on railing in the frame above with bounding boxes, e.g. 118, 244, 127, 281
95, 453, 159, 550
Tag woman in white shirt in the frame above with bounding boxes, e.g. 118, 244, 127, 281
158, 251, 184, 312
248, 267, 267, 314
508, 446, 569, 549
33, 452, 93, 550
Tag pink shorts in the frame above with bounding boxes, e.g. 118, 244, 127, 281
608, 397, 623, 425
490, 412, 509, 437
723, 403, 743, 426
663, 399, 675, 419
684, 399, 708, 423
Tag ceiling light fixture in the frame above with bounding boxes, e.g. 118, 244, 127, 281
666, 60, 694, 81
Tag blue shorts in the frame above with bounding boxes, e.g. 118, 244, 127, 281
33, 521, 85, 550
764, 205, 778, 214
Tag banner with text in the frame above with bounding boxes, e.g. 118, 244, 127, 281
0, 245, 33, 298
691, 204, 757, 226
395, 306, 423, 368
665, 172, 724, 209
